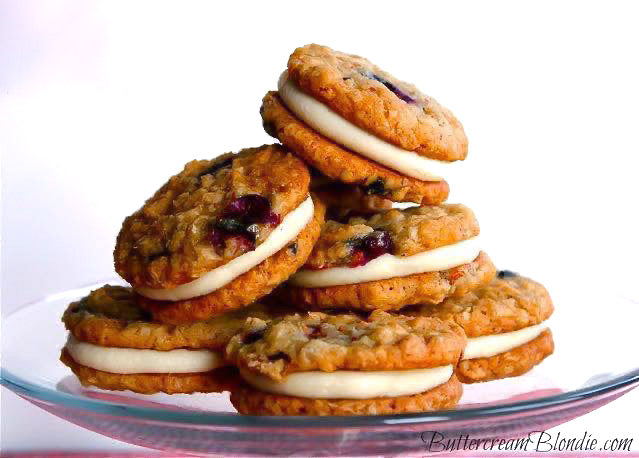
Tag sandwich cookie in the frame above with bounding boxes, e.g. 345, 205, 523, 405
260, 44, 467, 204
226, 310, 466, 415
114, 144, 325, 324
407, 271, 555, 383
279, 205, 496, 312
60, 285, 282, 394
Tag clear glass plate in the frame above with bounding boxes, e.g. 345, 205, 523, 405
2, 281, 638, 456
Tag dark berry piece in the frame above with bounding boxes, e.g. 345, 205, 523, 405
215, 218, 248, 235
360, 70, 415, 103
362, 231, 393, 259
362, 178, 389, 196
147, 248, 170, 262
211, 195, 280, 254
232, 234, 256, 252
267, 351, 291, 362
210, 228, 225, 247
211, 219, 256, 252
349, 250, 368, 267
223, 194, 276, 225
265, 211, 280, 226
242, 329, 265, 344
348, 230, 393, 267
498, 270, 519, 279
197, 157, 233, 178
262, 120, 277, 138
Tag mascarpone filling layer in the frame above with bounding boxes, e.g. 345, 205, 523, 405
462, 321, 549, 360
136, 196, 314, 301
289, 236, 480, 288
65, 336, 226, 374
278, 71, 450, 182
240, 365, 453, 399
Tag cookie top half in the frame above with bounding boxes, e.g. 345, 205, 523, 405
226, 310, 466, 381
407, 272, 554, 337
62, 285, 284, 351
114, 144, 310, 289
304, 204, 479, 270
287, 44, 467, 161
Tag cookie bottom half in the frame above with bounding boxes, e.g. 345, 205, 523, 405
456, 329, 555, 384
60, 349, 238, 394
279, 251, 496, 312
230, 375, 462, 416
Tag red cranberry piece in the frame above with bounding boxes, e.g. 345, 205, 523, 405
362, 230, 393, 259
264, 211, 280, 226
232, 234, 256, 252
223, 194, 276, 225
348, 230, 393, 267
349, 250, 369, 268
210, 228, 225, 248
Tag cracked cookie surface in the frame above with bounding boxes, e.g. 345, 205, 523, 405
287, 44, 467, 161
62, 285, 284, 350
405, 273, 554, 337
225, 310, 465, 381
115, 144, 310, 289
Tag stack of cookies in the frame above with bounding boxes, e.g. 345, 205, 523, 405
60, 44, 554, 416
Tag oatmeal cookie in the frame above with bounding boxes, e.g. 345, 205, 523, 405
115, 144, 310, 289
62, 285, 284, 350
230, 374, 462, 415
457, 330, 555, 383
226, 310, 465, 381
138, 196, 325, 324
303, 205, 479, 270
60, 349, 238, 394
406, 273, 554, 337
261, 92, 450, 204
287, 44, 467, 161
280, 252, 496, 312
407, 272, 555, 383
226, 310, 464, 415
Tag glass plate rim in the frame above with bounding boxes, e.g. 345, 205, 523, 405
2, 281, 639, 428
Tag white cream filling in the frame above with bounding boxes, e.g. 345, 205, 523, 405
462, 321, 549, 360
136, 196, 314, 301
65, 336, 226, 374
289, 236, 480, 288
240, 365, 453, 399
278, 71, 450, 182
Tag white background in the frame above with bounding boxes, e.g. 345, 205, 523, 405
1, 0, 638, 454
